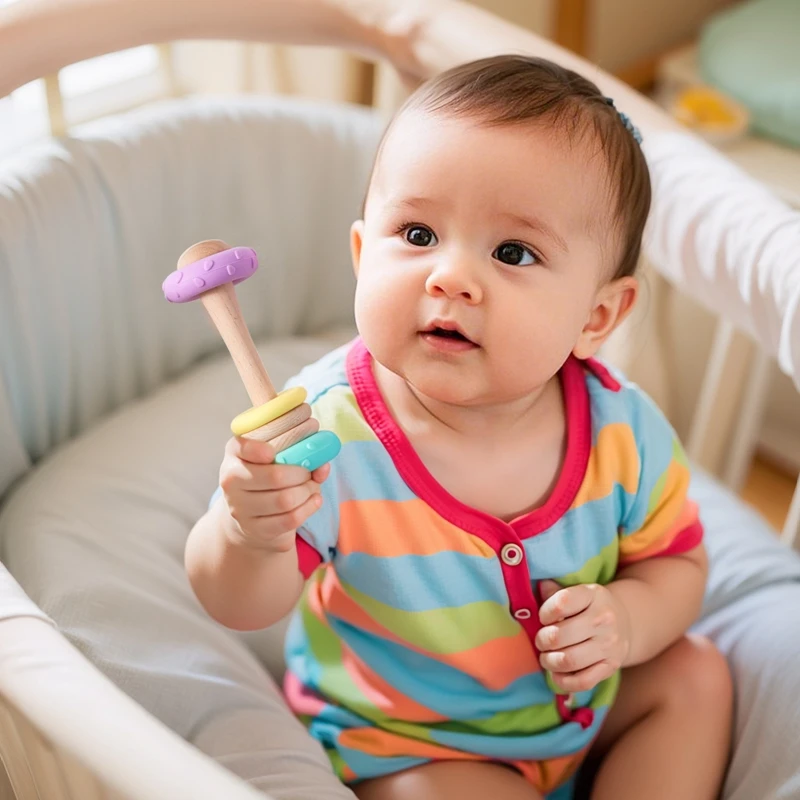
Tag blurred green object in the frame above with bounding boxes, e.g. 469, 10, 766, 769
699, 0, 800, 148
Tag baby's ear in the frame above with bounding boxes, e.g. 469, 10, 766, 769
350, 220, 365, 278
573, 276, 638, 360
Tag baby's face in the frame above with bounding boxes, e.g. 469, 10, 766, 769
352, 110, 621, 407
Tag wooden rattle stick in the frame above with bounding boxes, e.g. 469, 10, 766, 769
177, 240, 276, 406
165, 238, 340, 472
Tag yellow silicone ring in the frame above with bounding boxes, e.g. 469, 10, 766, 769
230, 387, 307, 436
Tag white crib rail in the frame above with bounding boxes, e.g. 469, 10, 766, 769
0, 616, 266, 800
784, 479, 800, 551
685, 314, 800, 551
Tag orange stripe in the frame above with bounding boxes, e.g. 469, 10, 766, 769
305, 572, 333, 625
511, 749, 587, 793
572, 423, 640, 508
620, 498, 699, 563
320, 569, 539, 690
447, 632, 542, 689
339, 726, 486, 762
337, 499, 496, 558
340, 645, 447, 723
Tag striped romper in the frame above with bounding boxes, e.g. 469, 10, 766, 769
280, 337, 703, 798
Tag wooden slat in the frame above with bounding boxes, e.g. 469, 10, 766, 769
267, 45, 294, 95
348, 57, 375, 107
614, 56, 660, 92
554, 0, 588, 56
157, 43, 180, 97
783, 475, 800, 551
44, 72, 66, 137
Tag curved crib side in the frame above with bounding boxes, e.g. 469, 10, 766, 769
0, 612, 265, 800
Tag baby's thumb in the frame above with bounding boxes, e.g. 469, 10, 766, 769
233, 435, 275, 464
538, 580, 562, 603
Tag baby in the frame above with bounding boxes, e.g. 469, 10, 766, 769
186, 56, 732, 800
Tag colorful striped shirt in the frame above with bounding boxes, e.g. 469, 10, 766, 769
278, 338, 703, 797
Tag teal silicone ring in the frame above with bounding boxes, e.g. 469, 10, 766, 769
275, 430, 342, 471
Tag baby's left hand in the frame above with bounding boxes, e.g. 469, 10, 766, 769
535, 581, 631, 693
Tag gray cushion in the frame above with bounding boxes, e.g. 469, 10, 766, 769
693, 470, 800, 800
694, 469, 800, 618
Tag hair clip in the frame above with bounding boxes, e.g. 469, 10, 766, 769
604, 97, 643, 145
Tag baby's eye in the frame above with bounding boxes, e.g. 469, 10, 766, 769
404, 225, 438, 247
493, 242, 538, 266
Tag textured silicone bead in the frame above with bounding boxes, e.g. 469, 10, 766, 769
162, 247, 257, 303
275, 430, 342, 471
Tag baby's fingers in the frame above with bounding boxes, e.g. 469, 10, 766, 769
538, 584, 594, 625
251, 492, 323, 539
227, 435, 276, 464
548, 661, 615, 694
535, 615, 593, 652
539, 640, 600, 674
311, 462, 331, 484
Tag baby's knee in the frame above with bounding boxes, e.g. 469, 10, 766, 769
660, 634, 733, 716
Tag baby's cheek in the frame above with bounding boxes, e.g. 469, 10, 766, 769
353, 282, 404, 371
497, 311, 566, 378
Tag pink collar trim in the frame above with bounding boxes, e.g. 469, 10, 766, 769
345, 338, 591, 540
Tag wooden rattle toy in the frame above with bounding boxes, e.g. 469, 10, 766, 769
162, 239, 341, 470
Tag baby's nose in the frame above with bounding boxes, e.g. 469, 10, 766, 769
425, 260, 483, 303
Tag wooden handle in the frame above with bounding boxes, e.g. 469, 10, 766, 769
178, 240, 276, 406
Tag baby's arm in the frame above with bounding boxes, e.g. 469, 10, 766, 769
185, 436, 327, 631
537, 547, 707, 692
607, 543, 707, 666
538, 391, 706, 691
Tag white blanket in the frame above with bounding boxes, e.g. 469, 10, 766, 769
643, 132, 800, 389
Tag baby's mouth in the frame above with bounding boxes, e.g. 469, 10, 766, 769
419, 324, 479, 350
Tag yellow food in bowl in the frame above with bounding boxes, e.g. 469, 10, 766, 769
671, 85, 750, 143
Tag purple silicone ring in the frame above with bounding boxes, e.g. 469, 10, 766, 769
162, 247, 258, 303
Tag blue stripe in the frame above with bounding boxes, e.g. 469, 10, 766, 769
332, 736, 429, 781
336, 551, 508, 612
326, 618, 553, 717
283, 342, 351, 403
621, 389, 681, 534
331, 442, 416, 503
313, 700, 372, 732
586, 379, 634, 445
298, 441, 419, 557
546, 777, 578, 800
522, 496, 623, 580
285, 614, 324, 689
428, 706, 608, 759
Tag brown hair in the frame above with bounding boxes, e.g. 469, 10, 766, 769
371, 55, 651, 280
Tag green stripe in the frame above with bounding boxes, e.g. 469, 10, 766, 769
395, 701, 561, 738
325, 747, 352, 780
557, 539, 619, 586
300, 595, 387, 724
591, 672, 621, 709
341, 580, 520, 653
647, 468, 669, 515
672, 437, 689, 468
312, 388, 375, 445
382, 672, 620, 740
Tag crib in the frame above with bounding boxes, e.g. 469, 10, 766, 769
1, 6, 800, 800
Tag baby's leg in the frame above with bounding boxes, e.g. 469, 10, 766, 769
353, 761, 542, 800
582, 634, 732, 799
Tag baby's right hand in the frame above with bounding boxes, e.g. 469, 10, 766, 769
218, 436, 330, 552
